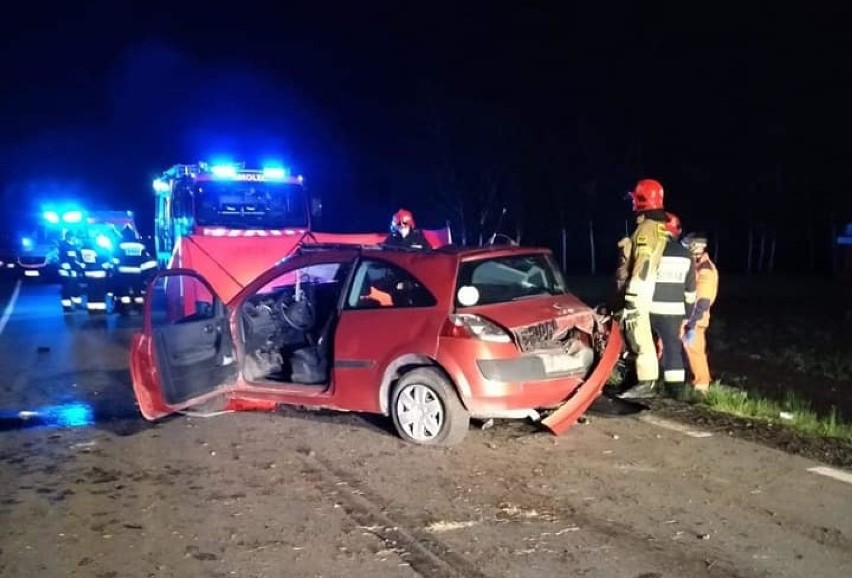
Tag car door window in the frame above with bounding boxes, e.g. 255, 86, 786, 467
346, 260, 436, 309
150, 275, 216, 328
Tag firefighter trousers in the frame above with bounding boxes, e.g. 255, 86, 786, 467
626, 311, 659, 382
684, 325, 711, 387
60, 274, 81, 310
650, 313, 686, 385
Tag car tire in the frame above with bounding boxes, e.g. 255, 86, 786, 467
390, 367, 470, 446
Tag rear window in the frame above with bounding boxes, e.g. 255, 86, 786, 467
455, 253, 568, 307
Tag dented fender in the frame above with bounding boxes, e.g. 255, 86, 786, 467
541, 320, 624, 435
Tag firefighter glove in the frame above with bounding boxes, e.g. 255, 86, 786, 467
622, 307, 640, 333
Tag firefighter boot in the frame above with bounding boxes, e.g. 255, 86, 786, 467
665, 382, 690, 401
618, 380, 658, 400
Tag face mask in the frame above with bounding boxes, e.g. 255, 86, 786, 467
399, 226, 410, 238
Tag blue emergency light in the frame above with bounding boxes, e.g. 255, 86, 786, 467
211, 165, 237, 178
63, 210, 83, 224
152, 179, 170, 194
263, 167, 287, 180
43, 210, 60, 224
21, 237, 34, 249
96, 234, 113, 251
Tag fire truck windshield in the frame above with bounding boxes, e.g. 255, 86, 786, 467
194, 181, 308, 229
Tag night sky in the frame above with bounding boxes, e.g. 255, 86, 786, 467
1, 2, 850, 273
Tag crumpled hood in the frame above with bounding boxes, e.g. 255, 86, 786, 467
462, 293, 596, 337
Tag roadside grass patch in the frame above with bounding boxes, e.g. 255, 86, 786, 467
714, 314, 852, 382
697, 384, 852, 443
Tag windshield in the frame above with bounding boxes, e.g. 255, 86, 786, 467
455, 253, 568, 307
194, 182, 308, 229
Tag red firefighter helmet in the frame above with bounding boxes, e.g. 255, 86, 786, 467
391, 208, 415, 233
630, 179, 665, 212
664, 212, 682, 238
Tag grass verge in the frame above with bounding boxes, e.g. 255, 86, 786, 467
695, 384, 852, 443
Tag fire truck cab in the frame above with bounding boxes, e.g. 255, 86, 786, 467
153, 162, 314, 267
152, 161, 452, 305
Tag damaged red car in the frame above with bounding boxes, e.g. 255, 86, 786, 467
130, 244, 622, 445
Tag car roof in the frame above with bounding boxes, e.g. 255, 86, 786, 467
296, 242, 552, 265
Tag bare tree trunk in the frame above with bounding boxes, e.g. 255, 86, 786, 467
830, 219, 839, 276
561, 227, 567, 271
769, 230, 777, 273
747, 226, 754, 274
807, 217, 815, 272
758, 229, 767, 273
713, 226, 720, 264
458, 205, 467, 246
588, 219, 596, 275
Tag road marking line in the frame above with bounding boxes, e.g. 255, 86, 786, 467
0, 280, 22, 337
638, 414, 713, 438
807, 466, 852, 485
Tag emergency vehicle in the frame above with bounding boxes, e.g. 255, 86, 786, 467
10, 208, 67, 281
152, 162, 316, 267
152, 161, 452, 303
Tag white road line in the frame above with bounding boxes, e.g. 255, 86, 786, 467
807, 466, 852, 486
0, 279, 22, 337
638, 414, 713, 438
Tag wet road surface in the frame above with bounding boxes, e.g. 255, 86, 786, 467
0, 280, 851, 578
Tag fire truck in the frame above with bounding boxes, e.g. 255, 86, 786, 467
152, 161, 452, 303
152, 162, 317, 267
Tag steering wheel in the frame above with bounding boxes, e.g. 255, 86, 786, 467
281, 298, 315, 332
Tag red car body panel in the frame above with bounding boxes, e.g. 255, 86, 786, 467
132, 244, 620, 437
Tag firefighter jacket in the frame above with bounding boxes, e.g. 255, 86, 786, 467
615, 236, 632, 294
650, 238, 696, 317
57, 240, 79, 266
56, 239, 81, 277
383, 229, 430, 250
685, 252, 718, 329
624, 212, 668, 311
116, 240, 157, 274
78, 242, 113, 281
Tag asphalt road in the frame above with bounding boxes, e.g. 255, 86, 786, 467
0, 280, 851, 578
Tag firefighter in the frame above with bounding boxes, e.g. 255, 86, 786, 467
79, 231, 115, 313
384, 209, 430, 250
114, 224, 157, 312
56, 230, 82, 312
618, 178, 670, 399
649, 213, 696, 400
682, 232, 719, 395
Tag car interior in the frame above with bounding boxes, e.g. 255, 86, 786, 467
238, 258, 435, 387
240, 262, 352, 387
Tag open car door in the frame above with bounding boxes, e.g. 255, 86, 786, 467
130, 270, 237, 420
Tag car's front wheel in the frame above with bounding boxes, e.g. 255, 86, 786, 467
390, 368, 470, 446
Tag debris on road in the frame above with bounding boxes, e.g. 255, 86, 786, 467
69, 441, 96, 451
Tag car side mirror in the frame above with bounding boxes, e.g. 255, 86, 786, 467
195, 301, 213, 318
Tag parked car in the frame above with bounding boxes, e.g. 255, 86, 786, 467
130, 243, 622, 445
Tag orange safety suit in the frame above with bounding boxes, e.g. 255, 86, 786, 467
362, 285, 393, 307
684, 252, 718, 388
